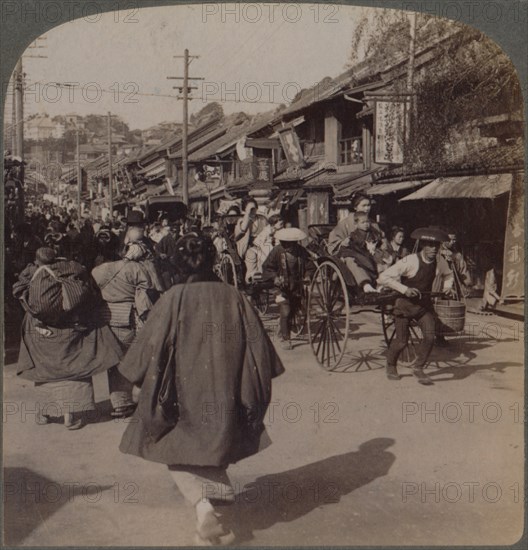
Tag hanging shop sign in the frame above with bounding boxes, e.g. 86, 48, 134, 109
278, 126, 305, 167
374, 99, 407, 164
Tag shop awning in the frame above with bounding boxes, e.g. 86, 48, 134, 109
138, 158, 166, 179
400, 173, 513, 201
245, 138, 281, 149
367, 180, 430, 196
331, 171, 375, 197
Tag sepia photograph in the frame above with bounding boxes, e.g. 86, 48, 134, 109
2, 0, 525, 547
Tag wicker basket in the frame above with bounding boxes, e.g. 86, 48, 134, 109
434, 300, 466, 334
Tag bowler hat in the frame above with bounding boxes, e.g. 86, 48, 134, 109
411, 227, 450, 243
126, 210, 146, 226
275, 227, 307, 242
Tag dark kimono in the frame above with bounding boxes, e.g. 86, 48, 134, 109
13, 261, 124, 383
118, 280, 285, 467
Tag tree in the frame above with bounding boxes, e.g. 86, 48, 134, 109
190, 102, 224, 127
348, 9, 523, 172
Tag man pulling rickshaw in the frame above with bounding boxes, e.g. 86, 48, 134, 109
378, 227, 455, 385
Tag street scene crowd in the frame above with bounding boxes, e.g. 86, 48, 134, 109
5, 187, 509, 545
2, 4, 524, 547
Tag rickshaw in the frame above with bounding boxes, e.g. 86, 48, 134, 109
299, 225, 462, 371
145, 196, 188, 225
213, 213, 273, 314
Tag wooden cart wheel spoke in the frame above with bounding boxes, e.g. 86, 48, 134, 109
314, 318, 328, 357
312, 321, 325, 355
329, 318, 344, 342
323, 322, 334, 369
325, 330, 334, 369
327, 318, 342, 354
328, 279, 342, 310
310, 317, 326, 347
313, 290, 327, 313
313, 276, 324, 299
329, 321, 340, 365
318, 320, 328, 361
320, 266, 330, 300
308, 261, 350, 370
290, 298, 306, 337
384, 317, 395, 329
409, 324, 422, 342
324, 272, 334, 308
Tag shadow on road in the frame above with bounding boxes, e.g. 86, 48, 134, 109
221, 437, 395, 544
429, 361, 523, 382
3, 466, 111, 545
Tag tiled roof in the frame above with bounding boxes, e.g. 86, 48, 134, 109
274, 160, 328, 184
188, 111, 278, 163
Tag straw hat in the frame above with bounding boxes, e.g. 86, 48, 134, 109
411, 227, 450, 243
275, 228, 307, 242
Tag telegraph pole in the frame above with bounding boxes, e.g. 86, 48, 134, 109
182, 49, 189, 206
405, 11, 417, 143
16, 37, 48, 157
107, 111, 113, 219
11, 76, 17, 153
167, 49, 203, 205
14, 58, 24, 158
76, 124, 82, 218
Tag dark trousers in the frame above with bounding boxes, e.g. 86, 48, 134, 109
387, 310, 436, 369
279, 301, 291, 340
278, 291, 302, 341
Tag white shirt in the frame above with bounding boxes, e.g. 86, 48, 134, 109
377, 253, 453, 295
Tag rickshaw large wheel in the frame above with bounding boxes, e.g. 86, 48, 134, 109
289, 285, 307, 337
381, 305, 423, 365
219, 254, 238, 288
308, 261, 350, 370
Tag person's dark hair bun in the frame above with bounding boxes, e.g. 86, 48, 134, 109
174, 235, 216, 276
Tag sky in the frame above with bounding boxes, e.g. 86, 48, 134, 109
6, 3, 369, 130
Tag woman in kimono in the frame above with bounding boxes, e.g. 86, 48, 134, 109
13, 247, 123, 429
118, 235, 284, 545
92, 242, 155, 418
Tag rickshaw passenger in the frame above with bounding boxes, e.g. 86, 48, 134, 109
245, 214, 284, 283
234, 198, 266, 259
328, 193, 385, 255
338, 212, 380, 293
262, 228, 315, 350
328, 194, 386, 292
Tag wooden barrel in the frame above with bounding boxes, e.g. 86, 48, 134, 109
434, 300, 466, 334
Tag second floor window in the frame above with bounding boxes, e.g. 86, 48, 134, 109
340, 137, 363, 165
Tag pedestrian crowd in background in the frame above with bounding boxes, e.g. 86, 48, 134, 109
8, 193, 493, 422
7, 191, 501, 543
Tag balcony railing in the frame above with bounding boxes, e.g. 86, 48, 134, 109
340, 137, 363, 165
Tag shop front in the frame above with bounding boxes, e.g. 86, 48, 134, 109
398, 172, 521, 298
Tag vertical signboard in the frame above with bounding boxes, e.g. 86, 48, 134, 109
374, 99, 406, 164
278, 127, 305, 167
307, 192, 329, 225
501, 173, 524, 299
